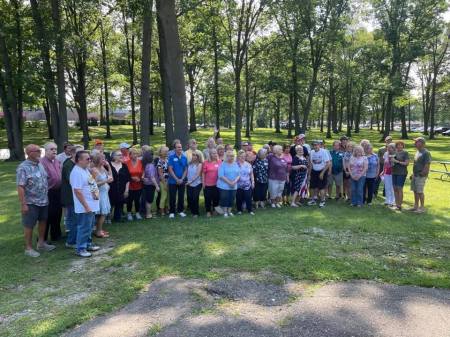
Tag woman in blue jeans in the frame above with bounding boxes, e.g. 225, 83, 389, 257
364, 145, 379, 205
216, 150, 240, 217
349, 145, 368, 207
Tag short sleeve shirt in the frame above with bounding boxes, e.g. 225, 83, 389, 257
413, 149, 432, 176
366, 154, 379, 179
267, 154, 288, 181
70, 165, 100, 214
330, 150, 344, 174
392, 150, 409, 176
217, 162, 240, 190
203, 160, 221, 186
16, 160, 48, 206
310, 149, 330, 171
237, 161, 253, 190
253, 158, 269, 183
168, 153, 188, 184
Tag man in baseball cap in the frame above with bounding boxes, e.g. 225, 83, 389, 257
409, 137, 431, 213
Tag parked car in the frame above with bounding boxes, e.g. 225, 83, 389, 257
434, 126, 450, 134
443, 129, 450, 136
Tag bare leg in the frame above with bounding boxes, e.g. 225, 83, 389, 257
37, 220, 47, 246
96, 215, 105, 236
24, 227, 34, 250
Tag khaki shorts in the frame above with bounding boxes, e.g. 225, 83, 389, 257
328, 172, 343, 186
411, 176, 427, 194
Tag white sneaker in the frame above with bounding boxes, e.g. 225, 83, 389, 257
214, 206, 224, 215
224, 213, 229, 218
37, 243, 56, 251
307, 200, 317, 206
87, 245, 100, 252
229, 212, 234, 217
237, 211, 242, 215
127, 213, 133, 221
250, 212, 255, 215
319, 201, 326, 208
135, 213, 143, 220
25, 249, 40, 257
276, 203, 282, 208
77, 250, 92, 258
179, 212, 187, 217
169, 213, 175, 219
271, 203, 276, 208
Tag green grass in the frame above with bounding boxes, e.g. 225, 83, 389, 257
0, 126, 449, 337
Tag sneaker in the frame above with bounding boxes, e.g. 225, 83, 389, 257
224, 213, 229, 218
127, 213, 133, 221
179, 212, 187, 217
169, 213, 175, 219
271, 203, 276, 208
290, 203, 298, 207
249, 212, 255, 215
413, 208, 425, 214
87, 245, 100, 252
229, 212, 234, 217
237, 211, 242, 215
25, 249, 40, 258
307, 200, 317, 206
37, 243, 56, 252
65, 243, 76, 249
135, 213, 143, 220
319, 201, 326, 208
77, 250, 92, 258
276, 203, 282, 208
214, 206, 224, 215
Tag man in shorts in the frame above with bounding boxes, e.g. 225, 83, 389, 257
17, 144, 56, 257
409, 137, 431, 213
308, 140, 331, 207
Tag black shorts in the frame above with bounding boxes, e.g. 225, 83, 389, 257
22, 204, 48, 228
310, 170, 328, 190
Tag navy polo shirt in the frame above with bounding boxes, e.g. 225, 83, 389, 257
168, 152, 188, 184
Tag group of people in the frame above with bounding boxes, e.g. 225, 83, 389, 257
16, 133, 432, 258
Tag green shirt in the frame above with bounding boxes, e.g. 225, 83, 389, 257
61, 158, 75, 207
413, 149, 432, 177
392, 150, 409, 176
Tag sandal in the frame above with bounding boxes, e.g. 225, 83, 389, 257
94, 231, 110, 238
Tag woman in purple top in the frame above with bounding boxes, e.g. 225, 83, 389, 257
267, 145, 289, 208
236, 150, 255, 215
142, 150, 160, 218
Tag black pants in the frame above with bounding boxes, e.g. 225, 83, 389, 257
203, 186, 219, 212
253, 182, 268, 202
113, 199, 125, 221
364, 177, 376, 204
127, 189, 142, 213
143, 185, 156, 203
187, 184, 202, 215
45, 188, 62, 241
236, 188, 253, 212
169, 183, 185, 214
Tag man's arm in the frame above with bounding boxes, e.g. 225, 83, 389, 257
74, 189, 92, 213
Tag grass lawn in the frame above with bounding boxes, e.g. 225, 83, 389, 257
0, 126, 449, 337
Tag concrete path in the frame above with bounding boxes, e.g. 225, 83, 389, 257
64, 273, 450, 337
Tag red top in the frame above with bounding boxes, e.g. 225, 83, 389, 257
126, 159, 143, 190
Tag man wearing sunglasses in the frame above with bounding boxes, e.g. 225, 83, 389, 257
70, 151, 100, 257
17, 144, 56, 257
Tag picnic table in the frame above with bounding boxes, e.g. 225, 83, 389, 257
431, 161, 450, 181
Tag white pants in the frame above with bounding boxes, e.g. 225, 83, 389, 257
384, 174, 395, 205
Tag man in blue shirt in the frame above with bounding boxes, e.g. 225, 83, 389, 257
168, 143, 188, 218
329, 140, 344, 199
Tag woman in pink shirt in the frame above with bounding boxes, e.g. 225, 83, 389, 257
282, 144, 293, 205
381, 143, 396, 206
202, 148, 222, 217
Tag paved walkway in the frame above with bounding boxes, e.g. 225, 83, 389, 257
64, 273, 450, 337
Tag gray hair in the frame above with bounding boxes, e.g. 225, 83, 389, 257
43, 142, 57, 151
257, 148, 267, 159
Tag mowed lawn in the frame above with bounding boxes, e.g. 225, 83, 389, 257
0, 126, 449, 337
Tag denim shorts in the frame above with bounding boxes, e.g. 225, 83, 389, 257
392, 174, 407, 188
22, 204, 48, 228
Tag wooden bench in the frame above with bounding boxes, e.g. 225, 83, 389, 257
430, 161, 450, 181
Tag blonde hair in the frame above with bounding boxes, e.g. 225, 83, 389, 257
91, 150, 104, 166
237, 149, 246, 159
352, 145, 365, 157
191, 150, 203, 163
225, 150, 235, 161
129, 147, 141, 156
158, 146, 169, 157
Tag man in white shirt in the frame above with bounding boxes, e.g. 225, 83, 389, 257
56, 142, 73, 165
308, 140, 331, 208
70, 151, 100, 257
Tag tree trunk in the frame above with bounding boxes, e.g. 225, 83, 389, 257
400, 106, 408, 139
345, 78, 352, 137
212, 25, 220, 137
30, 0, 60, 146
43, 98, 53, 139
302, 65, 319, 131
234, 68, 243, 148
0, 25, 24, 160
288, 93, 293, 138
275, 96, 281, 134
338, 100, 343, 132
99, 93, 103, 123
245, 50, 251, 138
250, 86, 256, 132
187, 68, 197, 132
75, 55, 90, 149
140, 0, 153, 145
291, 53, 300, 135
202, 94, 208, 127
156, 0, 189, 148
100, 20, 112, 138
0, 71, 15, 152
429, 73, 437, 140
12, 0, 24, 138
354, 86, 364, 133
157, 47, 174, 146
150, 95, 154, 135
51, 0, 68, 146
320, 92, 325, 133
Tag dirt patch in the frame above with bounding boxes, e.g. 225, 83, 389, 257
63, 272, 450, 337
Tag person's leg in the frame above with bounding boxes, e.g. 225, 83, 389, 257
236, 188, 244, 212
358, 177, 366, 206
168, 184, 177, 214
134, 189, 142, 214
186, 185, 193, 214
384, 175, 394, 205
126, 190, 133, 214
177, 184, 185, 213
419, 193, 425, 209
367, 178, 375, 204
193, 185, 201, 215
66, 205, 77, 245
351, 179, 357, 205
160, 181, 168, 214
76, 213, 91, 253
204, 186, 212, 214
229, 190, 237, 214
245, 188, 253, 213
95, 215, 105, 236
24, 227, 34, 250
